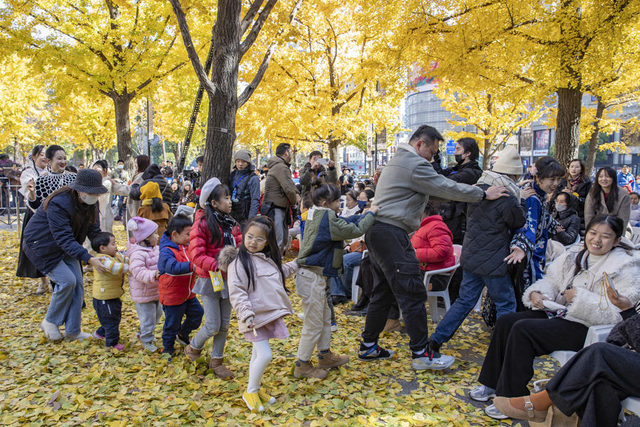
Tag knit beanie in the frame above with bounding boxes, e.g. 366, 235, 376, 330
127, 216, 158, 243
140, 181, 162, 200
492, 146, 523, 176
199, 177, 222, 209
234, 149, 251, 164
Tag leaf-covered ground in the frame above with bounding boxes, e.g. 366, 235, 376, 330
1, 226, 562, 426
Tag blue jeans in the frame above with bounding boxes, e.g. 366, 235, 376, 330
430, 270, 516, 346
162, 298, 204, 354
329, 251, 363, 297
93, 298, 122, 347
45, 257, 84, 335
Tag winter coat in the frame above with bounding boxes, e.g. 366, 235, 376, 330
299, 162, 339, 196
297, 207, 375, 277
157, 233, 196, 306
373, 144, 484, 233
188, 209, 242, 280
98, 178, 130, 233
127, 243, 160, 303
584, 186, 631, 229
262, 156, 298, 209
138, 203, 173, 239
557, 176, 592, 224
438, 161, 483, 243
461, 182, 526, 277
129, 165, 174, 206
552, 208, 581, 246
92, 253, 128, 300
227, 250, 298, 333
607, 309, 640, 353
19, 163, 47, 204
126, 172, 144, 223
23, 191, 101, 274
228, 166, 261, 222
410, 215, 456, 271
522, 246, 640, 327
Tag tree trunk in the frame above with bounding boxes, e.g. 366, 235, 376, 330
112, 93, 135, 172
202, 0, 241, 185
585, 97, 605, 177
555, 87, 582, 167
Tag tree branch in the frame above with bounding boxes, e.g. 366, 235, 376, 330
241, 0, 264, 35
240, 0, 277, 57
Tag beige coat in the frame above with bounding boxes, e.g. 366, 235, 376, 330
584, 186, 631, 229
262, 156, 298, 209
228, 252, 298, 333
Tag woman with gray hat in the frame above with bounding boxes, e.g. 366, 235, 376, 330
228, 149, 260, 224
23, 169, 110, 342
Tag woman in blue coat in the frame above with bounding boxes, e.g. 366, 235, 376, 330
23, 169, 110, 342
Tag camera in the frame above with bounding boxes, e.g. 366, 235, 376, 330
183, 169, 202, 188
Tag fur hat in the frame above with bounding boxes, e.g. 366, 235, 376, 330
234, 149, 251, 164
492, 146, 523, 176
199, 177, 222, 209
127, 216, 158, 243
217, 246, 239, 272
140, 181, 162, 200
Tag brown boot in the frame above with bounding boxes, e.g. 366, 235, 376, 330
317, 351, 349, 369
209, 357, 234, 379
184, 344, 202, 361
293, 360, 328, 379
382, 318, 402, 333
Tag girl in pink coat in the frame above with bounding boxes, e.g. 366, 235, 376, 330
127, 217, 161, 352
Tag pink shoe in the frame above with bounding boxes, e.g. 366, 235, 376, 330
113, 344, 125, 351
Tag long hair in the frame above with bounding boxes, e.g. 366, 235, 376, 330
151, 198, 164, 213
203, 184, 230, 245
234, 216, 284, 292
567, 159, 586, 181
573, 214, 631, 276
43, 187, 97, 242
589, 167, 618, 213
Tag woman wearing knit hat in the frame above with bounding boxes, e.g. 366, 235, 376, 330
228, 149, 260, 224
138, 181, 173, 238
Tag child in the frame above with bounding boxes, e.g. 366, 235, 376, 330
138, 181, 173, 238
184, 178, 242, 379
158, 214, 203, 356
223, 216, 299, 412
91, 232, 129, 351
294, 184, 378, 379
127, 217, 162, 352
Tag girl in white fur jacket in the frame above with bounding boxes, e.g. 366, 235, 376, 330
470, 214, 640, 421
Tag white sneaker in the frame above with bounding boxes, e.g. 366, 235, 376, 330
297, 312, 304, 320
411, 353, 455, 370
143, 342, 158, 352
40, 319, 62, 341
484, 403, 508, 420
469, 385, 496, 402
65, 331, 92, 341
331, 323, 338, 332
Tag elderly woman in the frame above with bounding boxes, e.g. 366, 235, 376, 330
471, 215, 640, 420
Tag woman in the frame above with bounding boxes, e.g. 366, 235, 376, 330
126, 155, 150, 225
23, 169, 110, 341
228, 149, 260, 224
551, 192, 580, 246
27, 145, 76, 211
558, 159, 591, 228
16, 145, 49, 294
92, 160, 129, 233
494, 287, 640, 426
179, 181, 196, 206
585, 166, 630, 229
357, 189, 374, 211
471, 215, 640, 419
341, 190, 360, 217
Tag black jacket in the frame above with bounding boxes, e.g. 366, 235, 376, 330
461, 184, 526, 277
23, 191, 101, 274
552, 208, 581, 246
228, 165, 260, 222
438, 161, 483, 243
129, 164, 174, 206
556, 177, 592, 220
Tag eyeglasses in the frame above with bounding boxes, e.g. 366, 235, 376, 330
245, 234, 267, 245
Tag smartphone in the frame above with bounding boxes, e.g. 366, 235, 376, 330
603, 272, 618, 297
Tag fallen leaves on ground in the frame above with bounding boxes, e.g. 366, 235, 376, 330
0, 226, 560, 426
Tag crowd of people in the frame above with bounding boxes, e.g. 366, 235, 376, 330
11, 126, 640, 422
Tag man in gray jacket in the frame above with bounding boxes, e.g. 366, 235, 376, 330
358, 125, 508, 370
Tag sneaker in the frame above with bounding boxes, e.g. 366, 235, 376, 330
358, 343, 394, 361
112, 343, 125, 351
258, 389, 276, 405
65, 331, 92, 341
469, 385, 496, 402
92, 331, 105, 340
175, 335, 189, 346
411, 348, 455, 370
297, 312, 304, 320
40, 319, 62, 341
242, 392, 264, 412
317, 351, 349, 369
142, 342, 158, 352
35, 282, 46, 295
484, 403, 508, 420
184, 344, 202, 361
331, 322, 338, 332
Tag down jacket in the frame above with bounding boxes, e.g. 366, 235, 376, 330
158, 233, 196, 306
410, 215, 455, 271
127, 243, 160, 303
262, 156, 298, 209
523, 246, 640, 327
227, 250, 299, 333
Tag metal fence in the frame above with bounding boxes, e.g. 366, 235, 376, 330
0, 179, 28, 232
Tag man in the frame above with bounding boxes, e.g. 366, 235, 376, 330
262, 143, 300, 251
299, 151, 338, 196
617, 165, 634, 191
339, 167, 354, 195
357, 125, 508, 370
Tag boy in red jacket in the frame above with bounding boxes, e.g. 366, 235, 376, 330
158, 215, 203, 357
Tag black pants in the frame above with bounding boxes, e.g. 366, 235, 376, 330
548, 342, 640, 427
362, 221, 428, 352
162, 298, 204, 354
478, 310, 588, 397
93, 298, 122, 347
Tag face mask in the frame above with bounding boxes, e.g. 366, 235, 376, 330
117, 164, 124, 170
357, 200, 367, 210
454, 154, 465, 165
80, 194, 99, 205
555, 203, 567, 212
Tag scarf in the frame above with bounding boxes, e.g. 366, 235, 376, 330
568, 175, 584, 192
476, 170, 521, 199
213, 209, 237, 246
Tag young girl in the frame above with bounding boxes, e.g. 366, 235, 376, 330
184, 177, 242, 379
138, 181, 173, 237
223, 216, 299, 412
127, 217, 162, 352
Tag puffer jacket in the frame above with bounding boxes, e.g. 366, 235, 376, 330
158, 233, 196, 306
410, 215, 455, 271
262, 156, 298, 209
552, 208, 581, 246
522, 246, 640, 327
228, 251, 299, 333
127, 243, 160, 303
129, 164, 174, 206
188, 209, 242, 279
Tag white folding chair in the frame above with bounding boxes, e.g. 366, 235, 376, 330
425, 244, 462, 323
